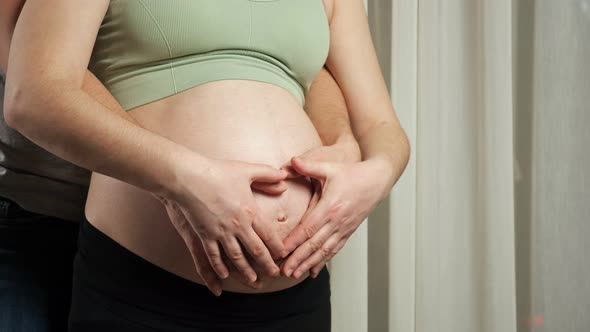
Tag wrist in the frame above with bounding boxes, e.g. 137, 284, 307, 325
333, 134, 361, 162
153, 146, 212, 203
362, 156, 396, 198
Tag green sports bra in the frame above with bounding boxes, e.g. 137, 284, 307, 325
89, 0, 330, 110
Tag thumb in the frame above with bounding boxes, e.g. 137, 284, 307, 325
248, 164, 288, 183
291, 156, 329, 179
251, 181, 288, 195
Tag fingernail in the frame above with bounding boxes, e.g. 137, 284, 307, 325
249, 273, 258, 283
249, 281, 262, 289
221, 271, 229, 279
292, 270, 302, 279
284, 268, 293, 277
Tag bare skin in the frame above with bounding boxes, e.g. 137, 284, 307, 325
0, 0, 131, 123
85, 79, 321, 292
3, 0, 409, 296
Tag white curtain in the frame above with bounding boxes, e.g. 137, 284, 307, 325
524, 1, 590, 331
330, 0, 590, 331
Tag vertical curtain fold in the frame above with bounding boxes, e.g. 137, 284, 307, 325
529, 0, 590, 330
477, 1, 518, 331
390, 0, 517, 331
329, 0, 590, 330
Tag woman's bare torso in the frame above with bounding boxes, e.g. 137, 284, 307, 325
84, 80, 323, 293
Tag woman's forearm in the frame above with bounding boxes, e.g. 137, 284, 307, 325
80, 70, 139, 125
1, 0, 176, 197
4, 81, 205, 200
357, 119, 410, 198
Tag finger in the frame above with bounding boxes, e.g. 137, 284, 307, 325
233, 268, 265, 290
281, 165, 304, 179
221, 250, 264, 290
310, 238, 346, 278
251, 218, 288, 260
164, 202, 224, 295
220, 237, 258, 282
309, 262, 326, 279
291, 156, 329, 179
282, 221, 334, 277
248, 164, 288, 183
202, 240, 230, 279
292, 234, 342, 279
306, 180, 321, 210
172, 200, 230, 280
239, 228, 281, 276
187, 236, 223, 296
251, 181, 288, 195
282, 199, 332, 253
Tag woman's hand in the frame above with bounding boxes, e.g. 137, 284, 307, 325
280, 154, 393, 279
155, 196, 270, 296
157, 154, 290, 289
281, 140, 361, 227
155, 196, 224, 295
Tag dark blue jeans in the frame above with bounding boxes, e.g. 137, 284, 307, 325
0, 196, 79, 332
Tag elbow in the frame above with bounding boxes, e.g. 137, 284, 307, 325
399, 128, 411, 168
3, 84, 27, 129
382, 121, 412, 170
390, 121, 411, 160
4, 96, 21, 130
3, 80, 47, 131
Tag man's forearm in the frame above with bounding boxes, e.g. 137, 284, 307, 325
306, 67, 409, 197
0, 0, 25, 71
305, 67, 361, 161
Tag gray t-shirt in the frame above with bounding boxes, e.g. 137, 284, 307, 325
0, 70, 91, 222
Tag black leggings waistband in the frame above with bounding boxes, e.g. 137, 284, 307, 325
69, 218, 331, 332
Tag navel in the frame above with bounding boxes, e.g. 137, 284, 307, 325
277, 211, 288, 222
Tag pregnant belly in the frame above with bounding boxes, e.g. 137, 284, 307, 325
85, 80, 323, 293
